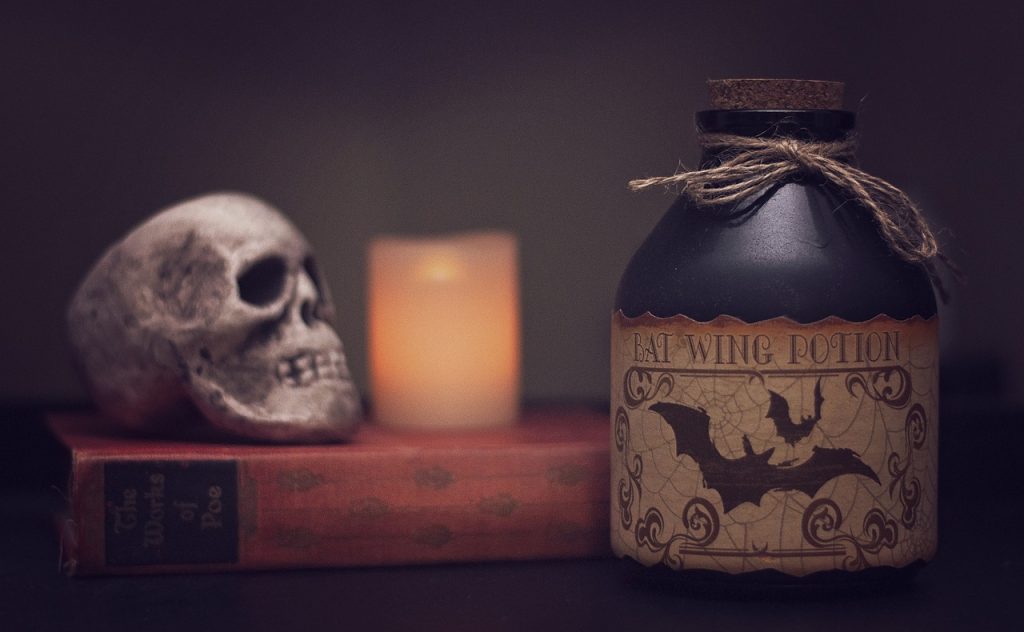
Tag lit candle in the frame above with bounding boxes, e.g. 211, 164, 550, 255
368, 232, 521, 430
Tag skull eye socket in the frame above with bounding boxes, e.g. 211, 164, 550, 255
237, 256, 288, 306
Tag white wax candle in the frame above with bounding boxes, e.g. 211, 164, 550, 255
368, 232, 521, 430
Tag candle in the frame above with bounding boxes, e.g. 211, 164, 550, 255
368, 232, 521, 430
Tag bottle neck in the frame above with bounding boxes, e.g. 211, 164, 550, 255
697, 109, 856, 165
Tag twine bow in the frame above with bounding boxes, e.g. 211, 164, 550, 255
629, 133, 958, 300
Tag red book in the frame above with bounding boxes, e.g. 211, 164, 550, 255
49, 408, 611, 575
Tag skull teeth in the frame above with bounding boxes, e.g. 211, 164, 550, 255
275, 350, 348, 387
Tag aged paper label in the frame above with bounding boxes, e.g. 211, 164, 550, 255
611, 311, 938, 576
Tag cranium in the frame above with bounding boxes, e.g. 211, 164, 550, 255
67, 192, 361, 442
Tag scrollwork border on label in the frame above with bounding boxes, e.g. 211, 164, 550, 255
635, 499, 721, 570
887, 403, 927, 529
623, 367, 674, 409
625, 365, 912, 412
614, 407, 643, 530
845, 366, 913, 409
615, 407, 721, 568
801, 498, 899, 571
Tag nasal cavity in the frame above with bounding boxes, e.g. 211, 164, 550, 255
237, 256, 287, 306
300, 299, 316, 326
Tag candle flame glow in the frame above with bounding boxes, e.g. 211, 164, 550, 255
417, 255, 464, 283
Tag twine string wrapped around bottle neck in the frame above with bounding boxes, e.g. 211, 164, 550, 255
629, 133, 958, 301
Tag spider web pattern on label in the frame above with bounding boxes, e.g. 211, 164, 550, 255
610, 312, 938, 576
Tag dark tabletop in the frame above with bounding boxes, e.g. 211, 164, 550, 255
1, 405, 1021, 631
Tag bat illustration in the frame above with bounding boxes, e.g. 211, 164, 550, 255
650, 401, 879, 513
766, 377, 823, 445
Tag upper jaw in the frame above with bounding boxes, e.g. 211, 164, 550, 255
274, 348, 351, 387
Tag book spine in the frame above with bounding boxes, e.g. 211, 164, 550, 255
66, 443, 610, 575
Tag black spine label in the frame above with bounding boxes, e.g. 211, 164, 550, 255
104, 460, 239, 566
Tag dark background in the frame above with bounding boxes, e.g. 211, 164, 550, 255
3, 1, 1022, 407
2, 4, 1023, 627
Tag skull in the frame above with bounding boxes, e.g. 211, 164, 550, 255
67, 193, 362, 442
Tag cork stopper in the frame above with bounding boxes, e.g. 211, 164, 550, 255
707, 79, 845, 110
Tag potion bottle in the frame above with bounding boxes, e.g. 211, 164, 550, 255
610, 79, 938, 592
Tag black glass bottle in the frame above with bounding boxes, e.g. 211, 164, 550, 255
610, 80, 938, 595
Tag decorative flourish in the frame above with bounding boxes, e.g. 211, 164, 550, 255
680, 497, 720, 546
615, 407, 643, 530
478, 493, 519, 518
845, 366, 912, 409
273, 526, 319, 549
635, 499, 721, 569
348, 497, 389, 519
414, 524, 453, 548
546, 463, 589, 487
887, 404, 927, 529
623, 367, 674, 408
414, 465, 454, 490
276, 468, 325, 492
802, 498, 898, 571
635, 506, 666, 551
